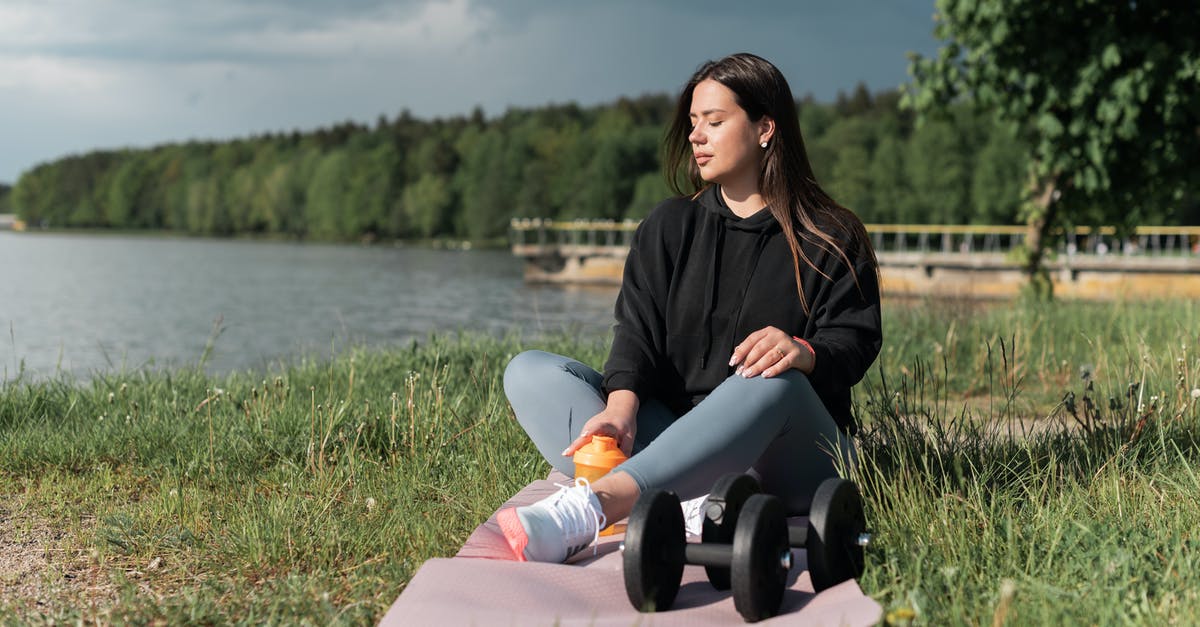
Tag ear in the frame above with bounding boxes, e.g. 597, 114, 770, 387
758, 116, 775, 145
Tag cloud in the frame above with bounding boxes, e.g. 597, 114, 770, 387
0, 0, 500, 177
0, 0, 940, 181
0, 0, 490, 63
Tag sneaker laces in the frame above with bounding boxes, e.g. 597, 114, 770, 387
681, 493, 709, 537
546, 477, 607, 557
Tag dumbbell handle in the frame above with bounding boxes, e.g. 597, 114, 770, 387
681, 529, 809, 567
684, 543, 733, 568
788, 526, 871, 548
687, 530, 864, 562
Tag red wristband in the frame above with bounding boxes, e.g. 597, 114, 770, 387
792, 336, 815, 362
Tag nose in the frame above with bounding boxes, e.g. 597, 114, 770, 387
688, 124, 705, 145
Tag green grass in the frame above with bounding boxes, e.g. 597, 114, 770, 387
2, 299, 1199, 624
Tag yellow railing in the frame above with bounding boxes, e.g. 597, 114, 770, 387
866, 224, 1200, 236
510, 219, 1200, 257
511, 219, 1200, 237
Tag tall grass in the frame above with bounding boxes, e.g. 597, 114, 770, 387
1, 299, 1198, 624
857, 298, 1200, 624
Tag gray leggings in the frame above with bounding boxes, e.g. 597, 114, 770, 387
503, 350, 855, 514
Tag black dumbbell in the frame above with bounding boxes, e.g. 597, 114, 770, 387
622, 488, 791, 623
703, 473, 868, 592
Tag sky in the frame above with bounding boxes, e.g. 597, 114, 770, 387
0, 0, 942, 184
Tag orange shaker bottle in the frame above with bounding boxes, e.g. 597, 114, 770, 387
573, 434, 627, 483
573, 435, 628, 535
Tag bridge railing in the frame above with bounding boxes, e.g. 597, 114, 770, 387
509, 218, 640, 248
511, 219, 1200, 258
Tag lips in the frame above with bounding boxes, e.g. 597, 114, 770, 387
694, 153, 713, 166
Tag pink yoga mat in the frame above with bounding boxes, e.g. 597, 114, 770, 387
381, 472, 882, 626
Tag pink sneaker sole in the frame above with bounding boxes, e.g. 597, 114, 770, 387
496, 508, 528, 562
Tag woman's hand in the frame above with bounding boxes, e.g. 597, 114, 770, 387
729, 326, 815, 378
561, 389, 640, 457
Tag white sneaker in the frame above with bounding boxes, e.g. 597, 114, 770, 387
681, 493, 709, 537
498, 478, 607, 563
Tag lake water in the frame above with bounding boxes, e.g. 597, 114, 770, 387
0, 232, 619, 381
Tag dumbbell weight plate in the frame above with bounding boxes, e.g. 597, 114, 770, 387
623, 489, 686, 613
702, 473, 762, 590
806, 478, 866, 591
731, 493, 791, 622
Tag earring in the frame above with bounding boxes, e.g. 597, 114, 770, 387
760, 141, 768, 148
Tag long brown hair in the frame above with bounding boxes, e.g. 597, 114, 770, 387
664, 53, 878, 314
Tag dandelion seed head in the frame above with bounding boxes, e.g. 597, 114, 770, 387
169, 489, 178, 498
366, 497, 377, 512
108, 392, 115, 403
1192, 388, 1200, 400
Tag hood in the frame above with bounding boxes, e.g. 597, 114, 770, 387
695, 184, 778, 369
697, 184, 780, 234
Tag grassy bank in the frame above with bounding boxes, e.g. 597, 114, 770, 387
2, 300, 1199, 624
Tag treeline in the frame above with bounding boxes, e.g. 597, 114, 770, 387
0, 183, 11, 214
8, 85, 1189, 241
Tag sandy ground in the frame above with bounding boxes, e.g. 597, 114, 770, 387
0, 498, 115, 617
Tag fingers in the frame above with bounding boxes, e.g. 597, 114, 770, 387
729, 327, 771, 367
561, 432, 593, 456
757, 346, 795, 379
561, 424, 629, 456
736, 334, 799, 379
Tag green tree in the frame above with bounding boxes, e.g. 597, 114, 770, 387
820, 117, 880, 219
907, 118, 971, 224
798, 99, 837, 142
869, 135, 915, 224
829, 145, 874, 220
971, 129, 1027, 224
906, 0, 1200, 295
625, 172, 673, 220
305, 149, 353, 239
401, 173, 453, 238
454, 126, 520, 240
346, 141, 402, 237
835, 82, 874, 117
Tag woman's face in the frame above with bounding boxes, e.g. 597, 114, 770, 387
688, 79, 773, 189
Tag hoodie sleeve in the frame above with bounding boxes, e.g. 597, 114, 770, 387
603, 206, 674, 397
803, 245, 883, 392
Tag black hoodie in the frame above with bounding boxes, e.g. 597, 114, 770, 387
602, 185, 882, 433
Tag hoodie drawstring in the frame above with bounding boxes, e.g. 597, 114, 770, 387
700, 224, 724, 370
700, 222, 771, 371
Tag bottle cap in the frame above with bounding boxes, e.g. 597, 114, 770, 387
573, 434, 627, 472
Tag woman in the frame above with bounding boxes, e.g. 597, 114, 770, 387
499, 53, 882, 563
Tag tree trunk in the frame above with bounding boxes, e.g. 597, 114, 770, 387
1023, 176, 1059, 299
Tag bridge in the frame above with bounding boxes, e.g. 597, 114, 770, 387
0, 214, 25, 231
510, 219, 1200, 299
